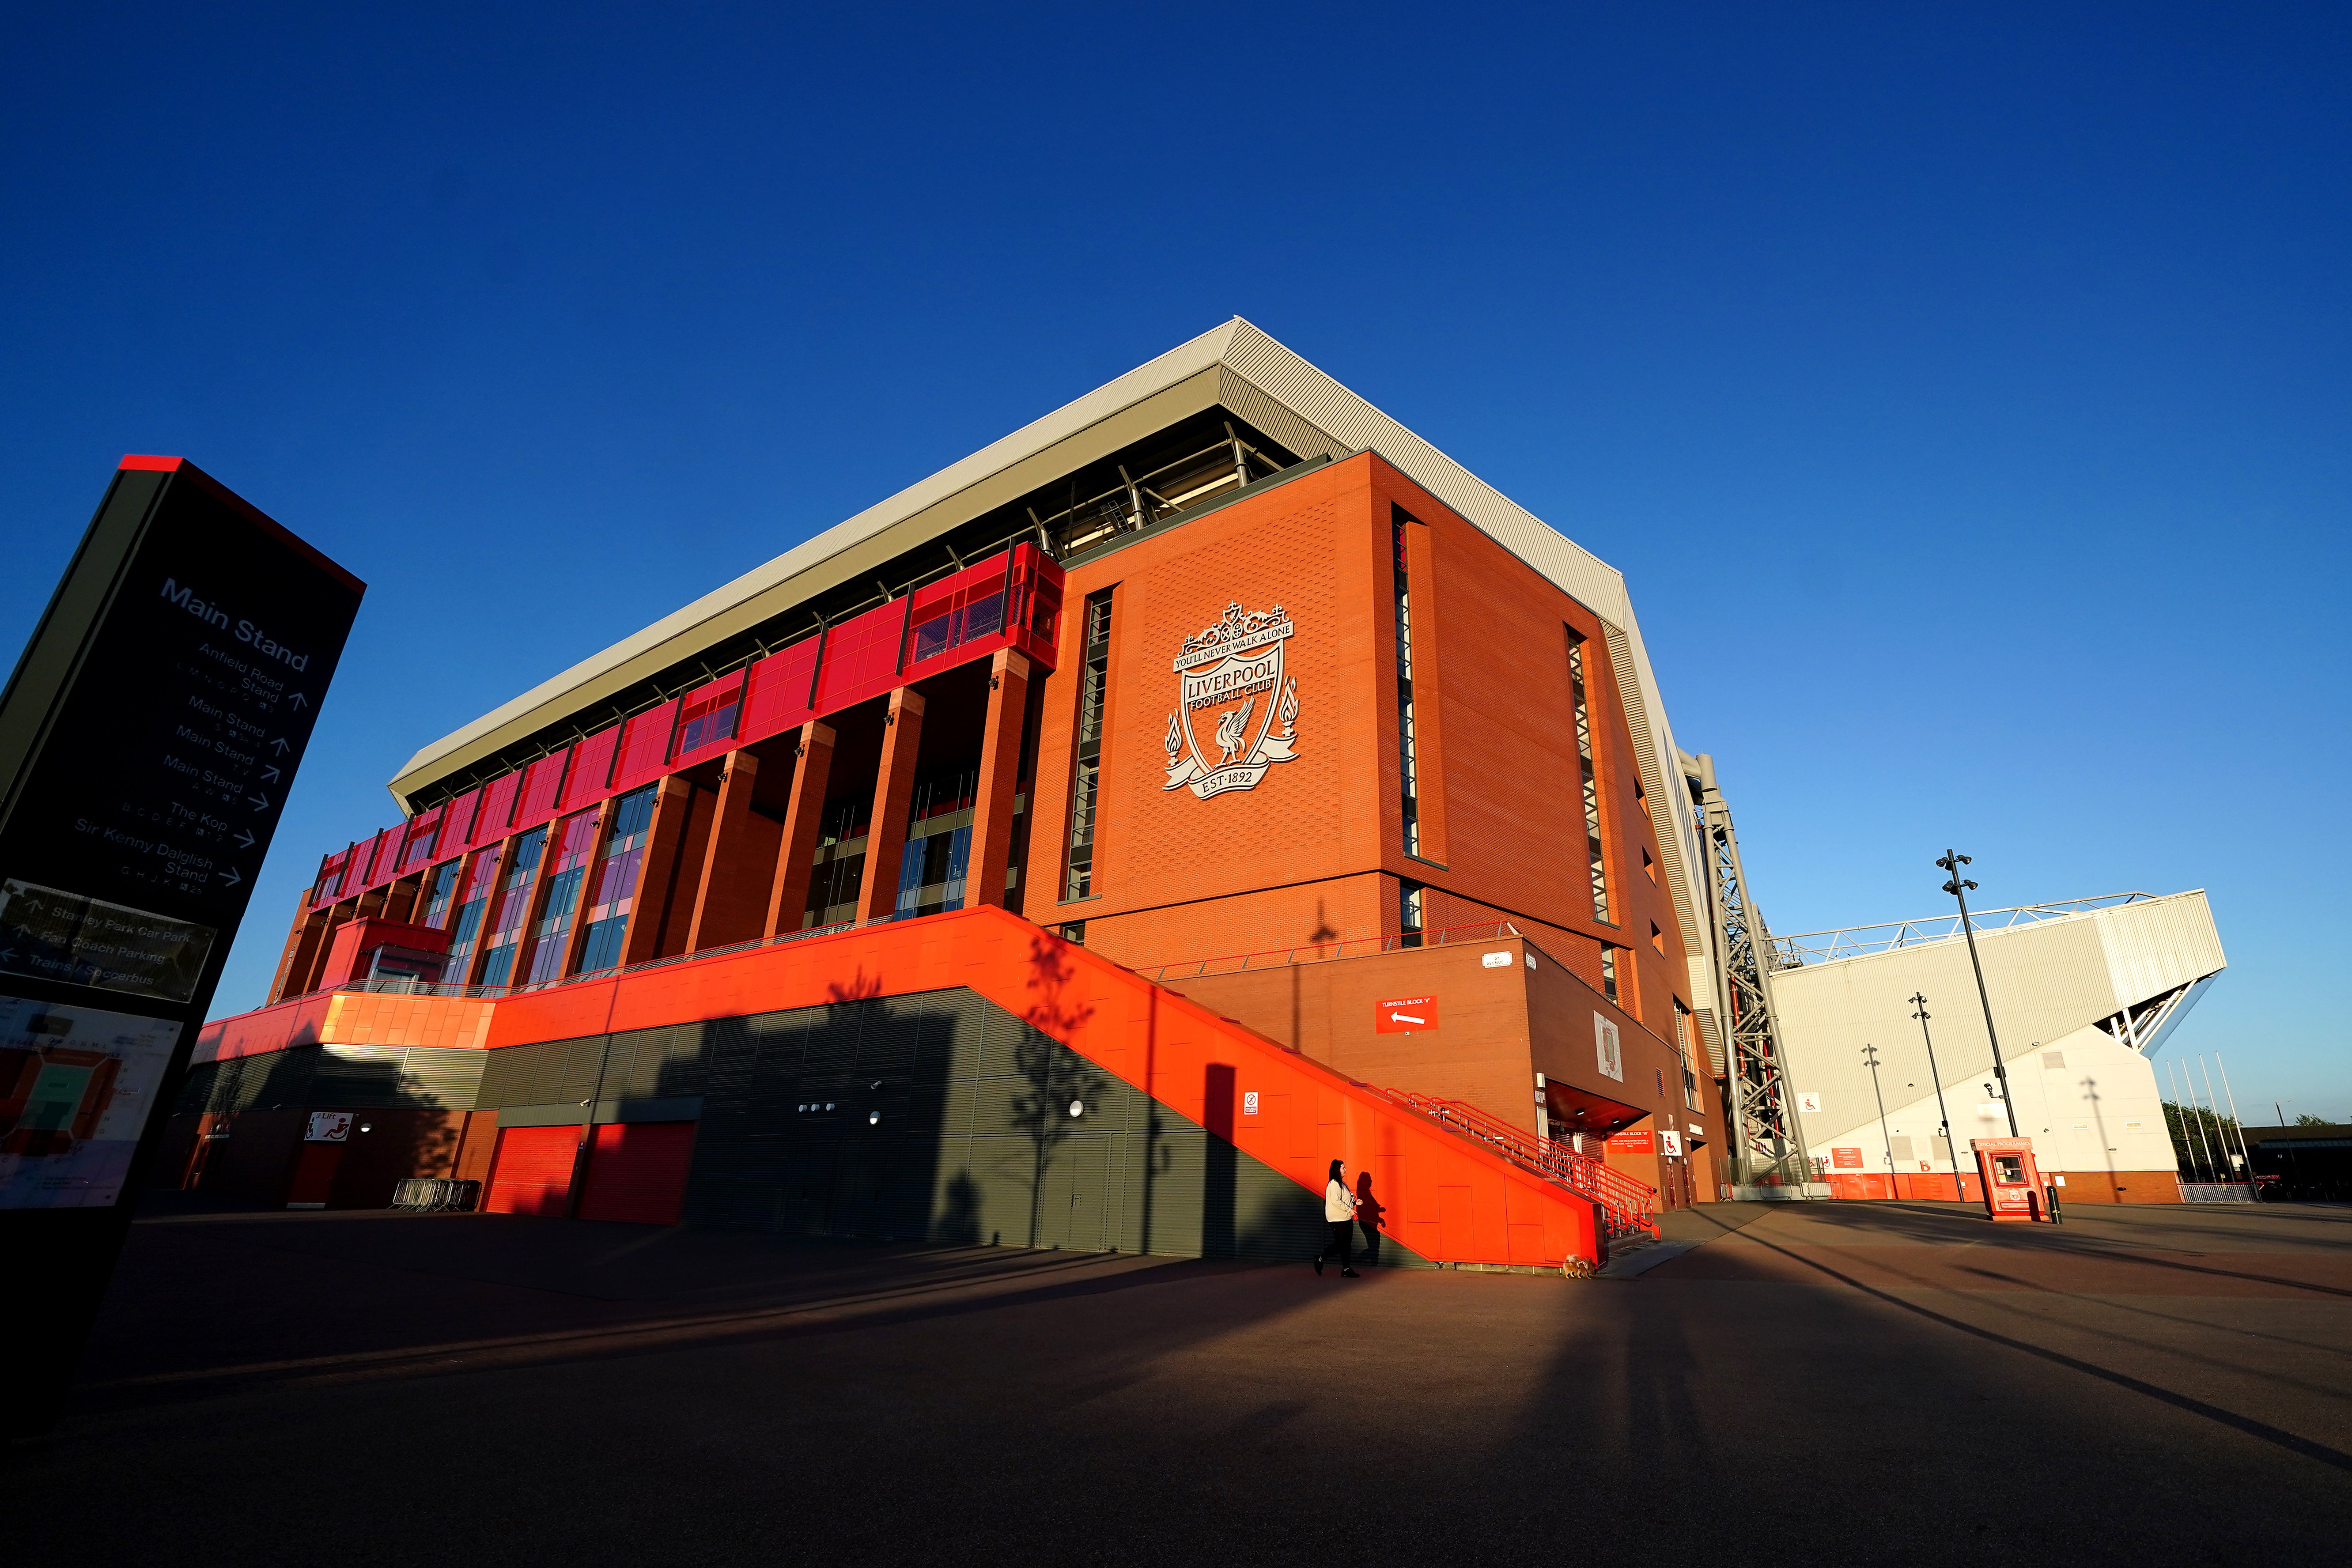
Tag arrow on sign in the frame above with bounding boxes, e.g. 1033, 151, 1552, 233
0, 949, 16, 963
218, 867, 242, 888
234, 829, 256, 849
287, 692, 309, 710
269, 737, 291, 755
1388, 1011, 1426, 1026
248, 792, 271, 812
261, 764, 281, 783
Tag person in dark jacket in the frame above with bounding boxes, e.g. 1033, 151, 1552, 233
1314, 1158, 1359, 1277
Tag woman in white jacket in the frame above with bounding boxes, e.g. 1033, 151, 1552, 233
1313, 1158, 1360, 1277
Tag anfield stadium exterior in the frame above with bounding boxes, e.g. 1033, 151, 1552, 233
162, 322, 1726, 1259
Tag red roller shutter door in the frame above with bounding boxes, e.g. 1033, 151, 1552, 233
485, 1125, 581, 1215
578, 1122, 697, 1224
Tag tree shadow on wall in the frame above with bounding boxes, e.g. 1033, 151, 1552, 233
1021, 934, 1096, 1038
828, 967, 885, 1003
1013, 934, 1107, 1247
1009, 1019, 1105, 1248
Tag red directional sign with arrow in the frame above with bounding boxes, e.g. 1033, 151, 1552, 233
1374, 994, 1438, 1033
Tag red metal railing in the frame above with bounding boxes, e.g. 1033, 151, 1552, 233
1373, 1088, 1660, 1242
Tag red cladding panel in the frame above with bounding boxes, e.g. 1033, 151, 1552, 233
577, 1121, 697, 1224
398, 804, 446, 872
560, 725, 620, 811
815, 599, 910, 711
514, 749, 571, 831
611, 701, 679, 793
475, 771, 523, 841
334, 839, 370, 899
311, 850, 348, 908
366, 827, 402, 887
118, 454, 183, 472
738, 641, 817, 747
438, 786, 484, 854
1017, 548, 1064, 667
672, 673, 745, 766
905, 564, 1007, 671
484, 1124, 580, 1216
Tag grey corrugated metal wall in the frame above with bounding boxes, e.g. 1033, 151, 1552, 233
478, 986, 1427, 1265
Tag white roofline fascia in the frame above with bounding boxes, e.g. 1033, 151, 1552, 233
1770, 888, 2216, 977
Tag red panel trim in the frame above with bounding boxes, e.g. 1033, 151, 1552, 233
118, 454, 183, 472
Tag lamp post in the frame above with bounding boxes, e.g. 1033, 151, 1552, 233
1910, 992, 1971, 1202
1937, 850, 2021, 1138
1863, 1043, 1896, 1196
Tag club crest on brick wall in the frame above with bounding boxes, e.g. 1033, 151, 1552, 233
1163, 602, 1301, 799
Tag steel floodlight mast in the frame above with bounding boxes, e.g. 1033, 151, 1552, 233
1910, 992, 1972, 1200
1693, 754, 1811, 1189
1937, 850, 2021, 1139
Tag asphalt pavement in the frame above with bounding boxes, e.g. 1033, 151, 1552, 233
7, 1194, 2347, 1567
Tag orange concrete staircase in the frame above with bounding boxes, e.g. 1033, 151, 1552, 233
479, 905, 1624, 1268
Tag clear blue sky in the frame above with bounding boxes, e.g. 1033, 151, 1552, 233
4, 5, 2344, 1121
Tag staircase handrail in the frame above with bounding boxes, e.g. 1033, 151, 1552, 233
1374, 1088, 1660, 1238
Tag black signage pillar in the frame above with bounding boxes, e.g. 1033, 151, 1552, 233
0, 456, 363, 1437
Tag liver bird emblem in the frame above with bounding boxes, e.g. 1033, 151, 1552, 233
1214, 696, 1255, 763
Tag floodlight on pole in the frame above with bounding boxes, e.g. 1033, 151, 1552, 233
1910, 992, 1970, 1202
1862, 1043, 1896, 1190
1937, 850, 2020, 1139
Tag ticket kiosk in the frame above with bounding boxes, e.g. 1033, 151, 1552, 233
1969, 1136, 2046, 1222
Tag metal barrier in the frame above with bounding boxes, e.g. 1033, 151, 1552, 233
2178, 1182, 2254, 1204
1370, 1088, 1660, 1242
389, 1178, 482, 1212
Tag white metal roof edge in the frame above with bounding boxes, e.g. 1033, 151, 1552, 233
1769, 888, 2220, 979
393, 320, 1249, 784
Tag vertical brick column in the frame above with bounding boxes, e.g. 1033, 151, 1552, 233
764, 721, 836, 936
965, 649, 1031, 910
267, 897, 329, 1003
855, 689, 925, 923
686, 749, 782, 952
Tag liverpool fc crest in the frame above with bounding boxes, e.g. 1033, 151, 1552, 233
1162, 602, 1302, 799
